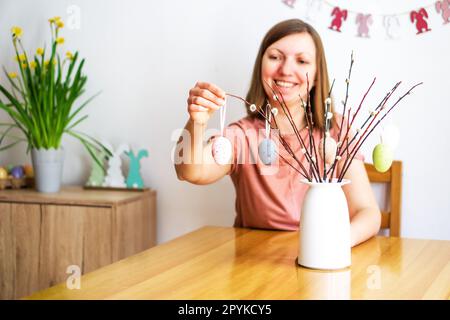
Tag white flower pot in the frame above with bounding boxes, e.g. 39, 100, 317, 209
298, 179, 351, 270
31, 148, 64, 193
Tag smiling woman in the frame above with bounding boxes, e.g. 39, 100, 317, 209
174, 19, 381, 248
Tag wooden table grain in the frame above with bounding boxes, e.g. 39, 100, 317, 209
26, 226, 450, 300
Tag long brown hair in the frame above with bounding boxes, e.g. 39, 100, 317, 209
246, 19, 333, 130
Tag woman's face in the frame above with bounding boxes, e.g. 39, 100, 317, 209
261, 32, 317, 107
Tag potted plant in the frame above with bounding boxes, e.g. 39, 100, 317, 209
0, 17, 109, 193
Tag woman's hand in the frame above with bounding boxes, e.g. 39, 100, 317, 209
187, 82, 226, 125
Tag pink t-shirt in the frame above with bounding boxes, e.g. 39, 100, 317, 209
220, 115, 364, 231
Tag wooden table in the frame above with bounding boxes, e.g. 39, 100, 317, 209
27, 226, 450, 300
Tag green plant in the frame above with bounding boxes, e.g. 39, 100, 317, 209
0, 17, 110, 165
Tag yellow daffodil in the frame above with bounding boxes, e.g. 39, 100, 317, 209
44, 59, 56, 67
36, 47, 44, 56
13, 54, 26, 63
8, 72, 17, 79
48, 16, 61, 24
66, 51, 73, 60
56, 37, 64, 45
30, 61, 37, 69
11, 26, 23, 39
22, 62, 28, 68
56, 20, 64, 28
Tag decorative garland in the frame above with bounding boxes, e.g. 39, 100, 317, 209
281, 0, 449, 39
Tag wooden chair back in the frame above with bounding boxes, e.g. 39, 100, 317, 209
364, 161, 402, 236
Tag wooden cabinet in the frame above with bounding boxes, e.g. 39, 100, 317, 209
0, 186, 156, 299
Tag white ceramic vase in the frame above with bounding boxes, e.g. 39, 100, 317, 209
298, 179, 351, 270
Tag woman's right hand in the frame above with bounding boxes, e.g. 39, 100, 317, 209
187, 82, 226, 125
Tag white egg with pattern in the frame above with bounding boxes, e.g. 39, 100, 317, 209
212, 136, 232, 165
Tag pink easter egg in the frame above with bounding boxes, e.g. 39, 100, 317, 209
212, 136, 232, 165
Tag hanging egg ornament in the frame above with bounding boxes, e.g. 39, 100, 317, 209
319, 136, 337, 164
258, 138, 277, 165
212, 136, 232, 165
372, 143, 393, 173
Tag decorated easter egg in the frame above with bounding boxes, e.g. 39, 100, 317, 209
258, 138, 277, 165
372, 143, 393, 173
212, 136, 232, 165
319, 137, 337, 164
23, 164, 34, 178
0, 167, 8, 179
11, 166, 24, 179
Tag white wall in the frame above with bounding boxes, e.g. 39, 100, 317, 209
0, 0, 449, 243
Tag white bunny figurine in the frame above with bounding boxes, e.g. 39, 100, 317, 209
103, 143, 130, 188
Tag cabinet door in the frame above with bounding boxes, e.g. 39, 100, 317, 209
0, 203, 14, 299
0, 203, 41, 299
113, 197, 155, 261
12, 203, 41, 298
83, 206, 113, 273
39, 205, 112, 289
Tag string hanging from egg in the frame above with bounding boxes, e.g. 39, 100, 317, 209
257, 103, 277, 165
211, 99, 232, 165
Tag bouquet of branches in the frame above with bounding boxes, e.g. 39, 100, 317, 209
227, 53, 422, 182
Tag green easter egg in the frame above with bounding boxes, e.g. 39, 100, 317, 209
372, 143, 393, 173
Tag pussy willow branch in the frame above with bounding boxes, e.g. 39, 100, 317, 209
323, 78, 335, 181
276, 149, 309, 178
358, 82, 401, 132
264, 81, 319, 181
336, 81, 401, 180
272, 86, 317, 181
299, 95, 320, 182
350, 77, 377, 128
338, 82, 423, 180
337, 52, 354, 145
328, 54, 354, 180
272, 113, 312, 180
328, 77, 377, 179
305, 73, 322, 181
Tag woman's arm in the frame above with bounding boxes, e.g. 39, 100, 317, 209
341, 159, 382, 247
174, 82, 231, 185
175, 119, 232, 184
